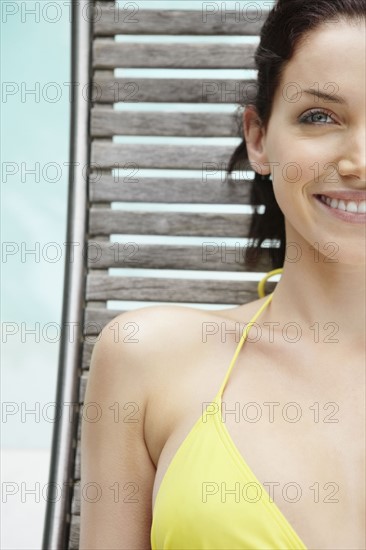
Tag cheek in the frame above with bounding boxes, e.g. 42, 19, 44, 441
272, 137, 336, 189
269, 146, 310, 219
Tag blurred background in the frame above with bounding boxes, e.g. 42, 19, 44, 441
1, 1, 274, 547
2, 1, 71, 547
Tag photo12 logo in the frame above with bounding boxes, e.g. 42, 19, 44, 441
201, 2, 274, 23
0, 2, 140, 24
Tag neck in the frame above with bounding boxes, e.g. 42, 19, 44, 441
269, 234, 365, 347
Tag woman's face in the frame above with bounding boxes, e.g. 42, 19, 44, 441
246, 19, 366, 264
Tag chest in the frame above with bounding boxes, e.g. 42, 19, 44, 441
215, 345, 366, 548
150, 336, 366, 549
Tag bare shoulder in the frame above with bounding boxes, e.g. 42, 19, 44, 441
90, 297, 271, 408
89, 298, 269, 461
96, 297, 271, 402
87, 304, 212, 401
81, 300, 269, 548
103, 303, 212, 363
103, 297, 268, 372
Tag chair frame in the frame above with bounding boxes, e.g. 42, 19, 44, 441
42, 2, 92, 547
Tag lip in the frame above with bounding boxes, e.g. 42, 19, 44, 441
313, 194, 366, 224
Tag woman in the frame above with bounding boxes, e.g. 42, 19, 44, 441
80, 0, 365, 548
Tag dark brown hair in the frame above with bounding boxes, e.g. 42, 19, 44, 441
227, 0, 365, 269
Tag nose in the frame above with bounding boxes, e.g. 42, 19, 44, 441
338, 125, 366, 186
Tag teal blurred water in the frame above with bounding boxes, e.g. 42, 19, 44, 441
2, 2, 71, 449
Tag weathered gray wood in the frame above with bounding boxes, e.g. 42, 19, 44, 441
84, 308, 128, 338
74, 439, 81, 480
68, 514, 80, 549
93, 41, 257, 69
71, 481, 81, 514
91, 109, 241, 137
85, 241, 274, 270
86, 274, 271, 302
89, 176, 252, 204
91, 142, 245, 170
93, 77, 257, 103
79, 372, 89, 404
89, 209, 252, 237
81, 340, 96, 370
94, 6, 268, 36
77, 416, 82, 452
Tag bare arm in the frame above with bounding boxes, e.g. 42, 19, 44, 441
79, 311, 156, 549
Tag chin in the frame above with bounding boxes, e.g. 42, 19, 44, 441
332, 249, 366, 267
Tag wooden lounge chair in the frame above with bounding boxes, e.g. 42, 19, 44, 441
42, 1, 277, 547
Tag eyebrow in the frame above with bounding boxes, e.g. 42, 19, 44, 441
302, 88, 347, 105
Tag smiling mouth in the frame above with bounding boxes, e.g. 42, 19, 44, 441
314, 194, 366, 214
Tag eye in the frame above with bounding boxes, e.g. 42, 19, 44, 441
298, 109, 337, 125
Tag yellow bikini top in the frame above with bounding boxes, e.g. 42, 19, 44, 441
151, 269, 307, 549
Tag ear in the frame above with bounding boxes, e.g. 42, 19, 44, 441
242, 106, 271, 176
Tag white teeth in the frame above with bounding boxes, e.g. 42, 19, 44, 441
320, 195, 366, 214
345, 201, 358, 213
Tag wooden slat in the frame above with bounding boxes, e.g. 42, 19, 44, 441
83, 308, 127, 338
68, 514, 79, 549
86, 274, 273, 302
76, 415, 82, 450
93, 77, 257, 103
91, 143, 243, 170
71, 481, 81, 515
89, 176, 252, 204
79, 372, 89, 404
94, 6, 268, 36
85, 241, 275, 270
81, 340, 96, 370
89, 209, 252, 237
91, 109, 240, 137
74, 439, 81, 480
93, 41, 257, 69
